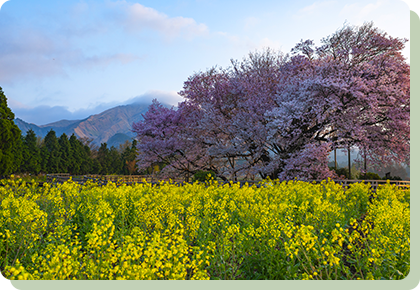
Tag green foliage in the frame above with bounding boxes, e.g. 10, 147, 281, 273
192, 170, 216, 182
97, 143, 111, 175
21, 129, 41, 175
68, 134, 82, 174
39, 146, 50, 173
92, 159, 102, 175
58, 133, 72, 173
43, 130, 61, 173
0, 87, 23, 176
358, 172, 382, 180
121, 140, 139, 175
382, 175, 402, 181
109, 146, 123, 174
330, 167, 348, 179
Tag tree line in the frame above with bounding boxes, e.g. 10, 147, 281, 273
0, 87, 141, 177
19, 129, 140, 176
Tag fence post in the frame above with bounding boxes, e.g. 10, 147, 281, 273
348, 146, 351, 179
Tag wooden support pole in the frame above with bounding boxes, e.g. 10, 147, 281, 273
348, 146, 351, 179
334, 148, 337, 169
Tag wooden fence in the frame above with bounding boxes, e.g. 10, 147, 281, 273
46, 174, 184, 184
45, 174, 410, 191
311, 179, 410, 191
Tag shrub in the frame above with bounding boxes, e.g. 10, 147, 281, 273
358, 172, 382, 180
382, 176, 402, 181
192, 171, 216, 182
329, 167, 348, 179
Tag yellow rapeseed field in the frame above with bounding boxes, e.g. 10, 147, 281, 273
0, 177, 410, 280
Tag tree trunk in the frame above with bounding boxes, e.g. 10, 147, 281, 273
348, 146, 351, 179
334, 148, 337, 169
364, 151, 367, 179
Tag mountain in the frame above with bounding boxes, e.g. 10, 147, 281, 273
14, 103, 151, 147
14, 118, 82, 139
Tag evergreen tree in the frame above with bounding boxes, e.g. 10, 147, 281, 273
21, 129, 41, 174
40, 145, 49, 173
43, 130, 61, 173
58, 133, 71, 173
92, 158, 102, 174
97, 143, 111, 175
121, 140, 138, 175
109, 146, 123, 174
69, 134, 82, 174
0, 87, 22, 176
81, 143, 93, 174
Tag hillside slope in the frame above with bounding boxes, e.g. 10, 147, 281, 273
14, 103, 151, 146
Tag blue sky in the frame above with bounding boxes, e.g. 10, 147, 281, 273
0, 0, 411, 125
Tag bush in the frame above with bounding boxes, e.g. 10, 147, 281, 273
358, 172, 381, 180
382, 175, 402, 181
192, 171, 216, 182
329, 167, 348, 179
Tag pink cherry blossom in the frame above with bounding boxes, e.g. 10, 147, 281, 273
133, 22, 409, 181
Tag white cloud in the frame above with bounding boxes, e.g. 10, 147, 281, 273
112, 2, 209, 40
71, 2, 89, 16
295, 1, 337, 18
124, 90, 183, 106
339, 0, 385, 21
0, 24, 141, 84
216, 31, 241, 44
0, 31, 66, 83
12, 105, 91, 125
253, 37, 282, 51
216, 31, 282, 53
11, 90, 183, 125
7, 98, 31, 110
244, 17, 260, 30
67, 52, 142, 70
0, 1, 207, 84
360, 0, 384, 16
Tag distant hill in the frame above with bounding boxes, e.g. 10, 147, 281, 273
14, 103, 152, 147
14, 118, 82, 139
106, 133, 133, 149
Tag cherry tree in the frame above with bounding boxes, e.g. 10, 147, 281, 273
259, 22, 409, 180
281, 22, 410, 176
178, 50, 286, 180
133, 22, 409, 181
133, 100, 206, 180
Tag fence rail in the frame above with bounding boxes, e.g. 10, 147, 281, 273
45, 174, 410, 191
311, 179, 410, 191
46, 174, 185, 185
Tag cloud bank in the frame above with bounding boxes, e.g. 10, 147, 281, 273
11, 90, 183, 125
0, 1, 208, 85
0, 24, 141, 84
122, 2, 209, 40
